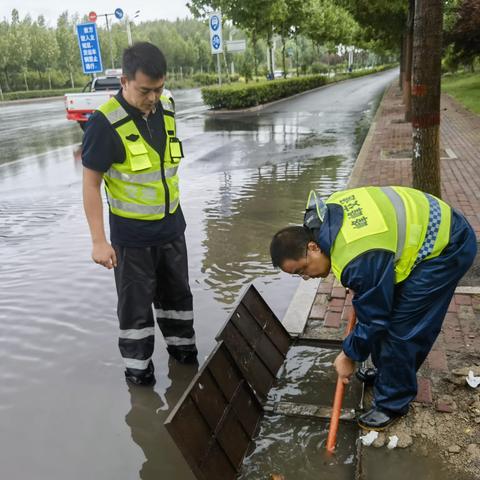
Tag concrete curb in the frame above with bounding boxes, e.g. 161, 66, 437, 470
347, 82, 392, 188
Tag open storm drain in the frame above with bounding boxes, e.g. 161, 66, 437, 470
165, 284, 364, 480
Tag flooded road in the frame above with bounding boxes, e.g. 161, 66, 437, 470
0, 69, 397, 480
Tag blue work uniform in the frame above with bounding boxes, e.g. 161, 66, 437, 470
316, 203, 477, 414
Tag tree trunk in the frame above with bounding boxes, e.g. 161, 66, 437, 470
404, 0, 415, 121
281, 36, 286, 78
4, 69, 10, 91
252, 30, 258, 78
295, 35, 299, 77
399, 34, 405, 90
411, 0, 443, 197
23, 71, 29, 91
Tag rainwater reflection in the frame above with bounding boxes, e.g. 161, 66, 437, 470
0, 70, 398, 479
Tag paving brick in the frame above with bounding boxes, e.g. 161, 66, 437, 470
342, 306, 354, 321
455, 294, 472, 306
447, 300, 458, 313
414, 377, 433, 404
310, 303, 327, 320
436, 402, 454, 413
331, 287, 347, 299
324, 311, 342, 328
344, 293, 353, 306
329, 298, 345, 308
427, 350, 448, 372
318, 282, 333, 295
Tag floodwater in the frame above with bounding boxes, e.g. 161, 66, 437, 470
0, 69, 397, 480
239, 346, 361, 479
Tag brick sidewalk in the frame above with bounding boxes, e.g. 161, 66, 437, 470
306, 82, 480, 408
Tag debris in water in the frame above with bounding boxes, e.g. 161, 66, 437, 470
270, 474, 285, 480
387, 435, 399, 449
359, 430, 378, 446
466, 370, 480, 388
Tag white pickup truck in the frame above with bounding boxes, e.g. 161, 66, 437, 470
64, 69, 122, 130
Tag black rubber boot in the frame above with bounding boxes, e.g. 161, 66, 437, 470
355, 367, 377, 386
357, 407, 405, 430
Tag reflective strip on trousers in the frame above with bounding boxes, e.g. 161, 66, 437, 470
119, 327, 155, 340
164, 335, 196, 346
106, 166, 179, 183
123, 357, 152, 370
103, 104, 129, 125
108, 196, 179, 215
381, 186, 406, 262
155, 309, 194, 321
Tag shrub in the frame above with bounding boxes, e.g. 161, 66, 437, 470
202, 74, 328, 109
201, 65, 397, 110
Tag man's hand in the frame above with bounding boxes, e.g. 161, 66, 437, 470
333, 351, 355, 385
92, 241, 117, 269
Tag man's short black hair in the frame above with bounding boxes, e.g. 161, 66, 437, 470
270, 226, 315, 268
122, 42, 167, 80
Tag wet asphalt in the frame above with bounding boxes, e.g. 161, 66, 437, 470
0, 68, 397, 479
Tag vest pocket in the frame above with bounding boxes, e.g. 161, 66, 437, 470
127, 142, 152, 171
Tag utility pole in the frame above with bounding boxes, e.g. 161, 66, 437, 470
104, 14, 115, 69
99, 8, 124, 69
411, 0, 444, 197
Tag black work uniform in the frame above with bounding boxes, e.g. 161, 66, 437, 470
82, 90, 197, 378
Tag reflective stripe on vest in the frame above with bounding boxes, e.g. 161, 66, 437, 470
381, 186, 406, 263
97, 96, 181, 220
109, 196, 179, 216
327, 186, 451, 284
414, 193, 442, 267
103, 107, 129, 125
106, 166, 179, 182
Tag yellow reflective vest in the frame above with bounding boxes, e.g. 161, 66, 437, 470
97, 91, 183, 220
326, 186, 451, 284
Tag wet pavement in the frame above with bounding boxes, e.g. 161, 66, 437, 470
0, 69, 397, 480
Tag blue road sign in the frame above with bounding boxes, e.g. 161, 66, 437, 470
212, 34, 221, 51
76, 23, 103, 74
210, 15, 220, 31
114, 8, 124, 19
209, 12, 223, 54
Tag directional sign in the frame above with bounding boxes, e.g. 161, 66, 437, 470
114, 8, 124, 19
76, 23, 103, 74
209, 12, 223, 54
88, 11, 97, 22
226, 39, 246, 53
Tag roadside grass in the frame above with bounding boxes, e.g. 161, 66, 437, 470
442, 72, 480, 114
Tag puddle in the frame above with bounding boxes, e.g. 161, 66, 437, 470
361, 439, 477, 480
268, 345, 359, 409
238, 415, 357, 480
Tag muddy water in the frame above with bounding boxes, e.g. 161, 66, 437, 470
0, 69, 398, 479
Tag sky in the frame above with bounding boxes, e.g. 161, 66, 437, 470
0, 1, 193, 25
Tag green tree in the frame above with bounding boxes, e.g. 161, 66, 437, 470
56, 12, 80, 88
444, 0, 480, 70
29, 17, 60, 89
5, 10, 32, 90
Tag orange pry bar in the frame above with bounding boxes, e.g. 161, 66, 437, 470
326, 289, 356, 454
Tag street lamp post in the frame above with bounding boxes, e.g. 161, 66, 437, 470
126, 10, 141, 46
98, 8, 124, 68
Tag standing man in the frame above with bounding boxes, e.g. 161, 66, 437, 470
82, 42, 197, 387
270, 186, 476, 429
